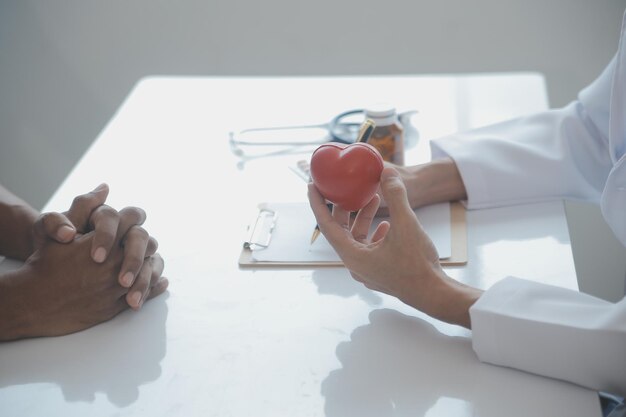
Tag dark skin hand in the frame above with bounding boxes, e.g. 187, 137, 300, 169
0, 183, 169, 340
0, 183, 166, 310
31, 184, 162, 308
0, 232, 167, 340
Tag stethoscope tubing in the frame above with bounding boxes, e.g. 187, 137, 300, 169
229, 109, 365, 147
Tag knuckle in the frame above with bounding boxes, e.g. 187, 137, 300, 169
90, 207, 118, 230
71, 194, 91, 209
146, 237, 159, 255
150, 261, 165, 284
120, 206, 146, 224
151, 253, 164, 269
148, 280, 167, 298
386, 180, 406, 196
95, 205, 119, 220
130, 226, 150, 240
37, 212, 55, 227
150, 271, 160, 286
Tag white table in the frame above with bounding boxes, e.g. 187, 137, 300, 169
0, 75, 601, 416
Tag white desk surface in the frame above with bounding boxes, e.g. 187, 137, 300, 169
0, 75, 601, 416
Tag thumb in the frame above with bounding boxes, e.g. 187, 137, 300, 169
33, 212, 77, 250
380, 167, 415, 228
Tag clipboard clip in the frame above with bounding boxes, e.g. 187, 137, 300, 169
244, 208, 278, 250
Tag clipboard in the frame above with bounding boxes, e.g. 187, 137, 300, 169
239, 201, 467, 267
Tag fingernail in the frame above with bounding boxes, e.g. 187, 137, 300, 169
121, 272, 134, 287
57, 225, 75, 241
93, 247, 107, 263
130, 291, 142, 308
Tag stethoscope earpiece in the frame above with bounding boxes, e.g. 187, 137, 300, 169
228, 133, 246, 157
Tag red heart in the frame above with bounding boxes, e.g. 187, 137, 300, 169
310, 142, 384, 211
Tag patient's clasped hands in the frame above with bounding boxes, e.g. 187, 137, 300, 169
0, 184, 168, 340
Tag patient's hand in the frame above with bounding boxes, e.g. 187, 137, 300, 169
32, 184, 165, 309
0, 231, 167, 341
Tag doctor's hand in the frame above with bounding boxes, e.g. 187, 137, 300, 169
308, 167, 481, 329
31, 184, 165, 310
375, 158, 468, 216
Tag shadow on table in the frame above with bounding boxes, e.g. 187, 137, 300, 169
0, 294, 169, 407
321, 308, 589, 417
311, 268, 383, 306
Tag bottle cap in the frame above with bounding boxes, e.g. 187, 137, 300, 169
365, 103, 397, 125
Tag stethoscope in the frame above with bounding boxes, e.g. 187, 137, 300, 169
229, 109, 418, 160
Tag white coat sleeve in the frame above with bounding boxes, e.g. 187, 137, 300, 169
428, 43, 626, 394
430, 55, 617, 210
470, 277, 626, 396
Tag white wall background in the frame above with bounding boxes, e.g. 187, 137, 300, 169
1, 0, 625, 300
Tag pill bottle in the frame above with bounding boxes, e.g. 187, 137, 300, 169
364, 104, 404, 165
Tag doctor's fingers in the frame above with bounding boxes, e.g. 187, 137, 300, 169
371, 221, 390, 243
331, 203, 352, 230
380, 167, 419, 233
307, 184, 355, 257
350, 194, 380, 243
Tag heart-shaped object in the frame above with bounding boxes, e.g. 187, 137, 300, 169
310, 142, 384, 211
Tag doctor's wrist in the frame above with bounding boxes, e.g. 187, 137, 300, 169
405, 158, 467, 208
424, 275, 483, 329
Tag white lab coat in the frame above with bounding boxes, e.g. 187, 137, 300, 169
431, 12, 626, 396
